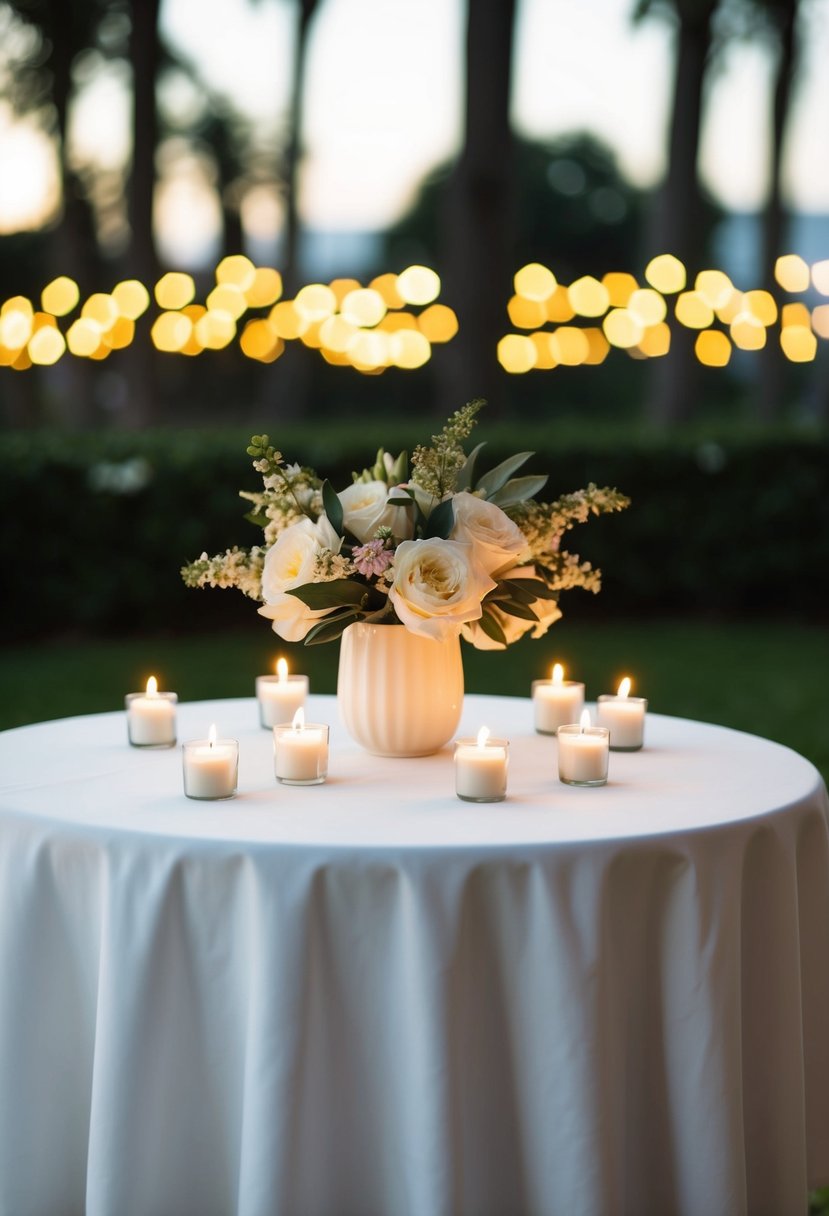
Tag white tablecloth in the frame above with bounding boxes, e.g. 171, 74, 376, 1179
0, 695, 827, 1216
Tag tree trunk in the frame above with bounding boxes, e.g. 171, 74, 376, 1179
645, 0, 717, 426
283, 0, 319, 296
441, 0, 517, 416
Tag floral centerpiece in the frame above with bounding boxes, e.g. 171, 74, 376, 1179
182, 401, 629, 755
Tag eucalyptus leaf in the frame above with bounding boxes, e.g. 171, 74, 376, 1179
499, 580, 538, 605
475, 451, 534, 498
479, 611, 508, 646
455, 442, 487, 492
505, 577, 558, 601
424, 497, 455, 539
499, 600, 539, 622
489, 473, 549, 508
303, 610, 361, 645
287, 578, 369, 609
321, 479, 344, 535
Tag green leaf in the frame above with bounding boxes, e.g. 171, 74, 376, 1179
475, 451, 534, 498
499, 599, 539, 622
490, 473, 549, 508
455, 442, 487, 492
244, 510, 269, 528
478, 611, 508, 646
390, 450, 409, 483
499, 579, 537, 605
423, 497, 455, 539
287, 578, 369, 610
321, 479, 343, 535
505, 577, 558, 601
303, 610, 362, 645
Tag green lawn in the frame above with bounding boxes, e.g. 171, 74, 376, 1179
3, 617, 828, 782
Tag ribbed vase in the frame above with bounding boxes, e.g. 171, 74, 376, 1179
337, 622, 464, 757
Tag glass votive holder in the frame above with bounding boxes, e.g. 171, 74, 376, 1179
596, 695, 648, 751
125, 690, 178, 748
256, 674, 309, 729
557, 723, 610, 787
531, 678, 585, 736
274, 721, 329, 786
454, 736, 509, 803
182, 737, 239, 800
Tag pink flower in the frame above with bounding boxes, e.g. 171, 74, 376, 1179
352, 538, 394, 578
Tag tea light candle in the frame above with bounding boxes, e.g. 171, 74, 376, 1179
182, 725, 239, 800
125, 676, 177, 747
256, 658, 309, 728
532, 663, 585, 735
274, 709, 329, 785
454, 726, 509, 802
557, 710, 609, 787
597, 677, 648, 751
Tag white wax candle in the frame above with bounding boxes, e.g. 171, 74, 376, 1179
532, 665, 585, 735
183, 729, 238, 800
596, 679, 647, 750
454, 728, 508, 802
557, 715, 609, 786
274, 711, 329, 785
256, 673, 309, 727
126, 677, 177, 746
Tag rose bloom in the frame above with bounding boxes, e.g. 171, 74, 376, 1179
389, 538, 496, 641
461, 565, 562, 650
449, 491, 529, 575
338, 480, 414, 544
258, 515, 341, 642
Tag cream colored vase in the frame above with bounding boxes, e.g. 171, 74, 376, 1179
337, 622, 464, 756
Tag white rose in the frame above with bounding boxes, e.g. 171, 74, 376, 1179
389, 538, 497, 641
461, 564, 562, 650
257, 515, 341, 642
450, 491, 529, 575
338, 480, 414, 544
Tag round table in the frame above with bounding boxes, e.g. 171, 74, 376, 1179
0, 695, 827, 1216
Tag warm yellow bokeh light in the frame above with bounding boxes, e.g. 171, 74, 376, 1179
507, 294, 547, 329
544, 287, 576, 323
112, 279, 151, 320
782, 302, 810, 328
195, 311, 236, 350
240, 319, 283, 362
567, 276, 610, 318
349, 330, 389, 370
416, 304, 458, 343
695, 330, 731, 367
41, 276, 79, 317
645, 254, 686, 294
529, 331, 557, 369
743, 290, 777, 326
216, 254, 256, 291
695, 270, 733, 310
270, 300, 308, 340
294, 283, 337, 322
341, 288, 386, 328
369, 273, 405, 309
2, 295, 33, 318
603, 309, 643, 348
715, 290, 744, 325
627, 288, 666, 326
638, 322, 671, 358
179, 305, 207, 356
82, 293, 118, 331
319, 314, 359, 352
66, 317, 103, 357
245, 267, 283, 308
0, 309, 33, 349
28, 326, 66, 365
811, 260, 829, 296
396, 265, 440, 306
151, 311, 192, 353
328, 278, 362, 306
206, 284, 247, 320
390, 329, 431, 369
583, 327, 610, 365
781, 325, 817, 361
602, 272, 638, 308
321, 348, 351, 366
155, 272, 195, 311
730, 313, 766, 351
514, 262, 557, 302
811, 304, 829, 339
775, 254, 809, 293
497, 333, 537, 373
300, 321, 324, 349
675, 292, 714, 329
11, 348, 32, 371
377, 312, 417, 333
106, 316, 135, 350
549, 326, 589, 365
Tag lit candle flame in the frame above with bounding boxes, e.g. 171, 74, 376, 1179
476, 725, 491, 749
146, 675, 158, 696
617, 677, 631, 699
292, 707, 305, 733
552, 663, 564, 685
276, 657, 288, 682
580, 709, 591, 733
208, 723, 217, 748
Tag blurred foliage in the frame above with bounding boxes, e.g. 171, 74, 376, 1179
2, 421, 827, 642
